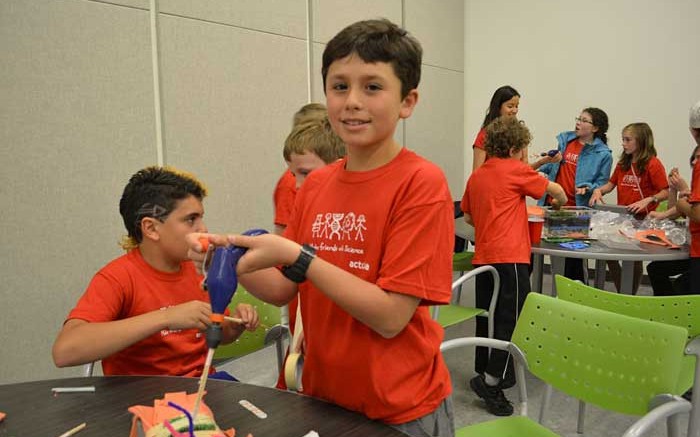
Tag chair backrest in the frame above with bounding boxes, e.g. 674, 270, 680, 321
512, 293, 687, 416
555, 274, 700, 392
213, 286, 282, 361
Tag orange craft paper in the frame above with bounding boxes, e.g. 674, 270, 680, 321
128, 391, 235, 437
0, 411, 6, 422
635, 230, 680, 249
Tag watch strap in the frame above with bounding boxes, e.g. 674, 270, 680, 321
282, 244, 316, 283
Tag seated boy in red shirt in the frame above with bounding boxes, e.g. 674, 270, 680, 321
52, 166, 259, 377
190, 19, 455, 437
461, 116, 566, 416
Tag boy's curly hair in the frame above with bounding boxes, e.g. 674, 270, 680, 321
118, 166, 207, 250
484, 116, 532, 158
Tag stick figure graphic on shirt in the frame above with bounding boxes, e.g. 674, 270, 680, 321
311, 214, 323, 238
342, 213, 355, 241
328, 213, 344, 240
354, 214, 366, 241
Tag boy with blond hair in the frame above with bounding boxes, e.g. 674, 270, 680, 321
273, 103, 329, 234
190, 19, 454, 437
53, 166, 258, 378
461, 116, 566, 416
283, 116, 346, 189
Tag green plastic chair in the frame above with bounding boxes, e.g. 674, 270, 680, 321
213, 286, 288, 374
432, 265, 498, 340
441, 293, 691, 437
554, 274, 700, 436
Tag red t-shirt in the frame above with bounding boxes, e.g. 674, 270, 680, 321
555, 139, 584, 206
690, 161, 700, 257
472, 128, 486, 150
609, 156, 668, 212
284, 148, 453, 424
273, 170, 297, 227
67, 249, 212, 376
461, 158, 549, 264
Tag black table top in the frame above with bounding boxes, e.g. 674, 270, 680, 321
0, 376, 407, 437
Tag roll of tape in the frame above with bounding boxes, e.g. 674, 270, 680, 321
284, 352, 304, 392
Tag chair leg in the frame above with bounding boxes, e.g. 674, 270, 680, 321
577, 400, 586, 434
668, 411, 683, 437
538, 384, 553, 424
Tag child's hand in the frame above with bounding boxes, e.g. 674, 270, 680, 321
588, 188, 603, 206
575, 186, 588, 196
550, 198, 562, 210
648, 210, 666, 220
669, 173, 689, 192
185, 232, 231, 274
227, 233, 301, 275
232, 303, 260, 332
547, 151, 562, 164
163, 300, 212, 331
626, 198, 652, 214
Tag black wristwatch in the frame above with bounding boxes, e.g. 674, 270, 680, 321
282, 244, 317, 283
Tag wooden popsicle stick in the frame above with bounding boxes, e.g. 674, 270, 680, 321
224, 316, 268, 329
57, 422, 86, 437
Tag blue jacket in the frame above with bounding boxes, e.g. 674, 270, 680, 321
538, 131, 612, 206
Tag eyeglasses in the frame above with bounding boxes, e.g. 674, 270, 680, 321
575, 117, 594, 125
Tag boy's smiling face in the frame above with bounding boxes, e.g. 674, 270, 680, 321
325, 54, 417, 154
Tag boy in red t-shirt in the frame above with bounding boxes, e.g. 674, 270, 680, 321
674, 100, 700, 293
273, 103, 327, 235
461, 116, 566, 416
52, 166, 259, 377
190, 19, 455, 437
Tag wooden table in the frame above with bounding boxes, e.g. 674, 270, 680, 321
0, 376, 408, 437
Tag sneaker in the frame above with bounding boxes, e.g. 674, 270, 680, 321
470, 374, 514, 416
683, 389, 693, 401
499, 372, 516, 389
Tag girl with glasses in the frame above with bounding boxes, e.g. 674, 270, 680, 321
533, 107, 613, 282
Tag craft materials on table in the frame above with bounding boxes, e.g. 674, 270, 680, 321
238, 400, 267, 419
57, 422, 86, 437
51, 386, 96, 394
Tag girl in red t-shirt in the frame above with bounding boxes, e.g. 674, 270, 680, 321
589, 122, 669, 292
471, 86, 523, 170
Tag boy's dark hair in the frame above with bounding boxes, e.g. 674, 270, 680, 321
119, 166, 207, 250
482, 85, 520, 128
283, 117, 346, 163
484, 116, 532, 158
618, 122, 657, 173
322, 18, 422, 99
583, 107, 609, 145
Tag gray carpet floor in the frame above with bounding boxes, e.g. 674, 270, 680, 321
220, 270, 686, 436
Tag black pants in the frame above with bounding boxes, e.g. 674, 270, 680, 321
564, 258, 585, 282
474, 263, 530, 380
647, 257, 700, 296
647, 259, 690, 296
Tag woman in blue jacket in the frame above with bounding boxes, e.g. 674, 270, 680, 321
534, 107, 612, 280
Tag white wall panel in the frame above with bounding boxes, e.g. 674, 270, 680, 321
312, 0, 401, 43
161, 0, 307, 39
406, 65, 464, 198
158, 15, 308, 234
0, 0, 155, 382
405, 0, 464, 71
